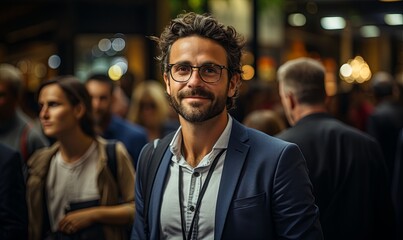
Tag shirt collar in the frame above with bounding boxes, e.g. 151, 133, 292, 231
169, 115, 233, 163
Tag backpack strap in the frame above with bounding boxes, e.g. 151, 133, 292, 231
105, 139, 132, 237
142, 132, 175, 238
106, 140, 118, 181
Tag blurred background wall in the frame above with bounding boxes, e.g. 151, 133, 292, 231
1, 0, 402, 122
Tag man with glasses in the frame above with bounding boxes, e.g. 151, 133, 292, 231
131, 12, 323, 239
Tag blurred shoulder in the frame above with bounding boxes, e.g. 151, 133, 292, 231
0, 143, 20, 162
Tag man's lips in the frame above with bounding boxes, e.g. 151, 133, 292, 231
182, 96, 211, 103
184, 95, 209, 99
179, 89, 214, 100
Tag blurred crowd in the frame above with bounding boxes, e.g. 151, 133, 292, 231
1, 50, 403, 239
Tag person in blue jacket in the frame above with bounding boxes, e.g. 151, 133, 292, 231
86, 74, 148, 167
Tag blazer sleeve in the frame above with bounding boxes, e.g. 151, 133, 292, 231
272, 143, 323, 239
0, 148, 28, 240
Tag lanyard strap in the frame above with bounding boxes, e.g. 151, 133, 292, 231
179, 149, 226, 240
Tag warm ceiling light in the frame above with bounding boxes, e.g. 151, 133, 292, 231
384, 14, 403, 25
288, 13, 307, 27
360, 25, 380, 38
339, 56, 372, 83
320, 17, 346, 30
241, 65, 255, 81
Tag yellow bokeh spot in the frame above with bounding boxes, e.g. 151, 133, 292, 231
339, 56, 371, 84
108, 65, 122, 81
241, 65, 255, 81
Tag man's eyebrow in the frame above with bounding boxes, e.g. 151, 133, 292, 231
169, 61, 191, 65
170, 61, 220, 66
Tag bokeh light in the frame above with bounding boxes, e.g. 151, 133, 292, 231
339, 56, 372, 83
48, 55, 61, 69
288, 13, 306, 27
108, 65, 123, 80
242, 65, 255, 80
98, 38, 112, 52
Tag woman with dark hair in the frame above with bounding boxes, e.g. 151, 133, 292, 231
27, 76, 135, 240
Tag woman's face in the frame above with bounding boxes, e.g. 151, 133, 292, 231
139, 95, 159, 127
38, 84, 83, 138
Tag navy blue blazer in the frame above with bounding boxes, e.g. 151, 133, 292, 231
0, 143, 28, 240
132, 120, 322, 240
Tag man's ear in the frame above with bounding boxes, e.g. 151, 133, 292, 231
284, 91, 297, 111
288, 92, 297, 110
228, 73, 240, 98
163, 72, 171, 95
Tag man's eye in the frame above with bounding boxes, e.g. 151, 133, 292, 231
201, 65, 219, 74
175, 65, 191, 72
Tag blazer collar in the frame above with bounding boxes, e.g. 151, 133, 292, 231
215, 119, 250, 239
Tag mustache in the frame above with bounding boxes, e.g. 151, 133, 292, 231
178, 88, 214, 99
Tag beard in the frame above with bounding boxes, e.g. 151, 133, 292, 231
168, 87, 227, 123
92, 112, 103, 126
92, 109, 110, 128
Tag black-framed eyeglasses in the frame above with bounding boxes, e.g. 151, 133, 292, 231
167, 63, 230, 83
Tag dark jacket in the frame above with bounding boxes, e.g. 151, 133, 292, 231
367, 100, 403, 178
276, 112, 396, 240
0, 143, 28, 240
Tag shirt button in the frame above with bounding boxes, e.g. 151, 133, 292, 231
189, 205, 195, 212
193, 172, 200, 177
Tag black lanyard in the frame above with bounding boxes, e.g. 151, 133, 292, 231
178, 149, 226, 240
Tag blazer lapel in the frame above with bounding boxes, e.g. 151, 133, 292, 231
215, 120, 250, 239
149, 149, 173, 240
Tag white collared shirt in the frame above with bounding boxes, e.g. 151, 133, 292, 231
160, 116, 233, 240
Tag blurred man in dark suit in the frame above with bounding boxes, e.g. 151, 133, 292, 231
367, 71, 403, 179
276, 57, 395, 240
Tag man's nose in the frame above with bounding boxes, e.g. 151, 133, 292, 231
92, 98, 101, 108
187, 67, 204, 85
